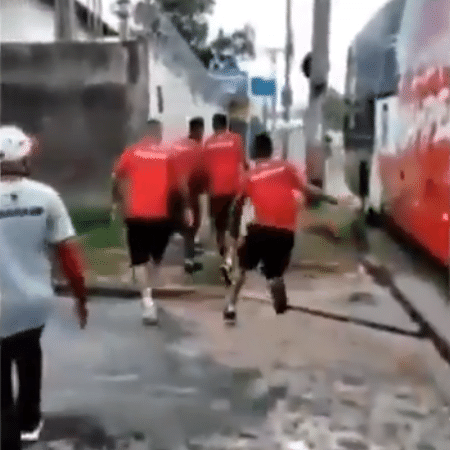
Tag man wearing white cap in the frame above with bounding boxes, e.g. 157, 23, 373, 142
0, 125, 88, 445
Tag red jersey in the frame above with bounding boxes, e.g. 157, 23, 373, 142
240, 160, 305, 232
113, 138, 176, 220
169, 137, 206, 195
203, 130, 246, 196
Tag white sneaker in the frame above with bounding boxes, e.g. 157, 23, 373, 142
21, 420, 44, 441
142, 294, 158, 325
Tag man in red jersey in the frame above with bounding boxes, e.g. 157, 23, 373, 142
223, 133, 337, 321
204, 113, 247, 283
170, 117, 207, 274
112, 120, 191, 325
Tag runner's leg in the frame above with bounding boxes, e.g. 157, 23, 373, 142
125, 220, 159, 324
221, 197, 242, 286
184, 195, 203, 273
224, 227, 260, 320
262, 229, 294, 315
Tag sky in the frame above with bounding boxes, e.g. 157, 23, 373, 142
207, 0, 390, 107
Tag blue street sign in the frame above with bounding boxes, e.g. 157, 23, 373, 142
251, 77, 276, 97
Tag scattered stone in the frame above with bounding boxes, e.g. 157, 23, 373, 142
329, 430, 368, 450
283, 440, 308, 450
333, 379, 370, 409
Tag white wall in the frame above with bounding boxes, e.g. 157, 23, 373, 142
1, 0, 91, 42
149, 53, 225, 141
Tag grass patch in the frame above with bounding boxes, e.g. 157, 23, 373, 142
68, 207, 128, 278
70, 207, 125, 249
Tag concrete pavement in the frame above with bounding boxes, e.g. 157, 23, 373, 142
25, 284, 450, 450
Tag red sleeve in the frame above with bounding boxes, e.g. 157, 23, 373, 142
55, 240, 87, 302
113, 149, 131, 179
286, 163, 305, 191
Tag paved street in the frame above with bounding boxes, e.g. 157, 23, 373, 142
26, 278, 450, 449
21, 136, 450, 449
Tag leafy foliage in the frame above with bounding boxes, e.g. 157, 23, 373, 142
210, 25, 256, 60
158, 0, 215, 16
156, 0, 255, 68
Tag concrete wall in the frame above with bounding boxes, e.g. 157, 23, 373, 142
1, 0, 91, 42
1, 40, 149, 209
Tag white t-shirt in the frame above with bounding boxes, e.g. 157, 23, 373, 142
0, 178, 75, 338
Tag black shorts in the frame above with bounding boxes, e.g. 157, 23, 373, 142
209, 195, 235, 233
125, 219, 174, 266
238, 225, 295, 279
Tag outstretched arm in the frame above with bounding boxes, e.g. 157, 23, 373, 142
287, 164, 338, 205
303, 183, 338, 205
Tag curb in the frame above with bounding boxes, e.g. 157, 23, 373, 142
53, 282, 226, 300
360, 256, 450, 363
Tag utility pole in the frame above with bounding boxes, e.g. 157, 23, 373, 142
304, 0, 331, 189
114, 0, 131, 41
266, 48, 284, 134
55, 0, 75, 41
281, 0, 294, 159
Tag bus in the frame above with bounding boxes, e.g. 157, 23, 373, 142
343, 0, 450, 266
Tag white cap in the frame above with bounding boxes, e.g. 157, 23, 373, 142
0, 126, 33, 162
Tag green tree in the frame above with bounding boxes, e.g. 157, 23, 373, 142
210, 25, 256, 60
157, 0, 215, 66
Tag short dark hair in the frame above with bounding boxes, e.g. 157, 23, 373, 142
253, 133, 273, 159
189, 117, 204, 132
212, 113, 227, 131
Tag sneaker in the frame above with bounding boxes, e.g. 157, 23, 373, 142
220, 263, 233, 287
21, 420, 44, 441
184, 260, 203, 274
142, 296, 158, 325
223, 304, 236, 321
